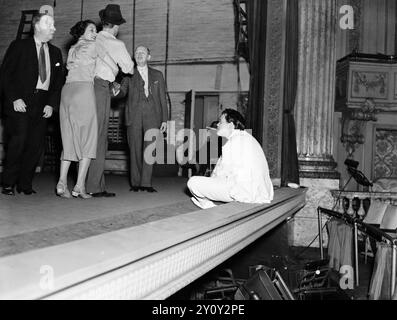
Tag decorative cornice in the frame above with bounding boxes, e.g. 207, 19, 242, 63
298, 158, 340, 179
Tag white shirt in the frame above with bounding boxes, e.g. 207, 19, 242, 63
137, 65, 149, 97
211, 130, 274, 204
95, 31, 134, 82
34, 36, 51, 90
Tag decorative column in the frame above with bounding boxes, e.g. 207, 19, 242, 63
295, 0, 339, 178
289, 0, 340, 247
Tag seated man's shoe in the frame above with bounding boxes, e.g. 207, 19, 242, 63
140, 186, 157, 193
2, 186, 15, 196
16, 187, 37, 195
190, 197, 216, 209
130, 186, 140, 192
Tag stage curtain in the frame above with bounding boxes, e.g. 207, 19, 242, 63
281, 0, 300, 185
245, 0, 267, 145
369, 242, 394, 300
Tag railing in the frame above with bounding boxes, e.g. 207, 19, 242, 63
330, 190, 397, 218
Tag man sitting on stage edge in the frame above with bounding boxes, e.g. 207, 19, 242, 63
187, 109, 274, 209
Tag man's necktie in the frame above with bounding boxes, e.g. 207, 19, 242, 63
144, 77, 149, 98
139, 69, 149, 97
143, 71, 149, 97
39, 43, 47, 83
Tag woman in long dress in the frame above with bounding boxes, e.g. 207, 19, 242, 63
56, 20, 98, 199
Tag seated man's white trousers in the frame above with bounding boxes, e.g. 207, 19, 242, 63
187, 176, 234, 209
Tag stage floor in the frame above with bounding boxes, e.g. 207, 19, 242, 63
0, 173, 196, 257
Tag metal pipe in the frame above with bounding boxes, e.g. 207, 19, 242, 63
391, 243, 396, 298
354, 222, 359, 287
275, 270, 295, 300
318, 208, 324, 260
80, 0, 84, 20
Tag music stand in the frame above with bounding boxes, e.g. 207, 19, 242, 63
344, 159, 373, 189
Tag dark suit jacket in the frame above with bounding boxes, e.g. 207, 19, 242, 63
119, 66, 168, 127
0, 38, 64, 116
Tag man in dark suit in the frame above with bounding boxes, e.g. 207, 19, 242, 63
0, 13, 64, 196
116, 46, 168, 192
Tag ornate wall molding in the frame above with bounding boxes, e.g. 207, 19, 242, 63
341, 98, 378, 156
373, 128, 397, 180
352, 71, 387, 98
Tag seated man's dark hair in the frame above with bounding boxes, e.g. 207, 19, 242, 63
221, 108, 245, 130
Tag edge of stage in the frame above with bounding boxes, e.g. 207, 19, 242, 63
0, 180, 306, 300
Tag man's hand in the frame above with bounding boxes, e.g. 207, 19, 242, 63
43, 105, 53, 118
111, 82, 121, 97
160, 121, 167, 133
13, 99, 27, 112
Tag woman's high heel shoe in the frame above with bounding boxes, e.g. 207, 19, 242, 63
56, 181, 71, 198
72, 185, 92, 199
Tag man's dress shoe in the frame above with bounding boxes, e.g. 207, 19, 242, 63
16, 188, 36, 195
140, 186, 157, 193
2, 187, 15, 196
130, 186, 140, 192
91, 191, 116, 197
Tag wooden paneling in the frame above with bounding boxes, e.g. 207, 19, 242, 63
51, 1, 86, 61
83, 0, 134, 55
167, 0, 235, 62
0, 0, 236, 63
0, 0, 43, 61
133, 0, 167, 61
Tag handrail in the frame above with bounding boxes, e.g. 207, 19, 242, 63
318, 207, 396, 244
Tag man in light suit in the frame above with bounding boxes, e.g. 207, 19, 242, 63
0, 13, 64, 196
116, 46, 168, 192
86, 4, 134, 198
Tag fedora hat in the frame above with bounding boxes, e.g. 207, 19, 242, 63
99, 4, 126, 25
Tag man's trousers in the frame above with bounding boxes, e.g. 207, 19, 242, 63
86, 78, 110, 194
2, 90, 48, 190
126, 98, 161, 188
187, 176, 234, 209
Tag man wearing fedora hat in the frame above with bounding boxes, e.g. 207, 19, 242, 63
86, 4, 134, 197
